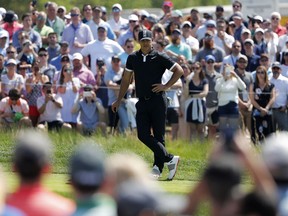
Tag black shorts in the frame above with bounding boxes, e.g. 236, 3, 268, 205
166, 108, 179, 124
108, 106, 118, 127
39, 120, 64, 131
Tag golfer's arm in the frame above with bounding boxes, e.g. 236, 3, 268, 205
164, 63, 184, 89
116, 70, 133, 102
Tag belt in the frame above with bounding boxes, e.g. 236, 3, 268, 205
139, 92, 164, 101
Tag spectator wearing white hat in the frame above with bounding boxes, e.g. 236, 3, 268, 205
253, 28, 268, 56
0, 30, 9, 56
180, 21, 199, 57
82, 25, 124, 75
233, 11, 246, 41
71, 53, 96, 90
62, 7, 93, 55
86, 6, 116, 41
117, 14, 139, 47
195, 19, 216, 41
1, 58, 24, 98
56, 6, 66, 20
107, 3, 128, 38
269, 62, 288, 131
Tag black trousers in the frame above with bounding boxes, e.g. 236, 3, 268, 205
136, 93, 173, 172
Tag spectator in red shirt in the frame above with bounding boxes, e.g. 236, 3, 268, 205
6, 130, 75, 216
270, 12, 286, 37
1, 11, 22, 42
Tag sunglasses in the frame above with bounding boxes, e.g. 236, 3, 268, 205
233, 5, 240, 8
7, 51, 15, 54
129, 20, 137, 23
272, 67, 280, 70
57, 10, 64, 13
64, 68, 72, 72
71, 14, 79, 17
206, 25, 215, 28
39, 54, 47, 57
256, 71, 265, 74
112, 59, 120, 62
238, 60, 247, 63
84, 8, 92, 12
271, 17, 279, 20
207, 61, 214, 64
230, 24, 236, 28
192, 67, 201, 70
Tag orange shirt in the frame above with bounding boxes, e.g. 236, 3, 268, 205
7, 183, 75, 216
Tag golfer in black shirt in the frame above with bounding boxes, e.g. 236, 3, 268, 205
112, 29, 183, 180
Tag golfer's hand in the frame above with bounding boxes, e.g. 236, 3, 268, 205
111, 100, 121, 113
152, 84, 168, 93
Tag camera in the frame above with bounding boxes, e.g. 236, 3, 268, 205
46, 89, 51, 94
83, 91, 92, 97
96, 58, 105, 70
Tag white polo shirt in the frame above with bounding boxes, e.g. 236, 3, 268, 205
270, 74, 288, 108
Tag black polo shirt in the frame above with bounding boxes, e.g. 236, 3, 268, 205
126, 49, 176, 98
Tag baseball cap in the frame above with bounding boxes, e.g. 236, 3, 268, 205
241, 28, 251, 35
128, 14, 138, 21
0, 31, 8, 38
38, 47, 47, 54
205, 20, 216, 27
3, 10, 16, 23
172, 29, 181, 35
238, 54, 248, 62
64, 13, 71, 20
112, 55, 120, 61
271, 61, 281, 69
140, 10, 149, 18
6, 58, 17, 65
181, 21, 192, 28
233, 11, 243, 20
13, 130, 53, 176
244, 38, 254, 46
147, 14, 158, 23
70, 142, 106, 187
58, 6, 66, 13
172, 10, 183, 17
61, 55, 70, 62
101, 6, 107, 14
138, 29, 152, 41
92, 6, 102, 12
22, 39, 32, 46
254, 15, 263, 22
112, 3, 122, 12
72, 53, 83, 61
60, 41, 69, 47
262, 132, 288, 180
117, 180, 187, 216
216, 5, 224, 12
97, 24, 107, 31
163, 1, 173, 7
255, 28, 264, 34
205, 55, 216, 62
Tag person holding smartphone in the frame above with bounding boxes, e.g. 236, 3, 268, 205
215, 64, 246, 131
72, 84, 106, 136
37, 81, 71, 131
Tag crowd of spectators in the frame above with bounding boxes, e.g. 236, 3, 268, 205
0, 1, 288, 143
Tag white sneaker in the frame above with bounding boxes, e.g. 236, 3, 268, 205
149, 165, 162, 180
166, 156, 180, 180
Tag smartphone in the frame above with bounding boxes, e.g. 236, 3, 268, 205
83, 91, 92, 97
46, 89, 51, 94
225, 65, 234, 76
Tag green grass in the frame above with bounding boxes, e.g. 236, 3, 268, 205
0, 130, 224, 216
